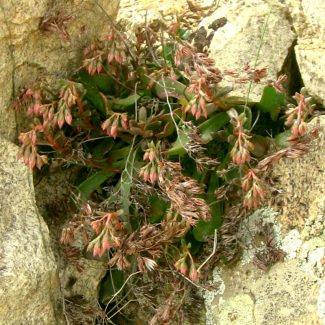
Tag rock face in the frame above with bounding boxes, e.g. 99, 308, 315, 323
199, 0, 297, 103
1, 0, 324, 323
118, 0, 325, 106
34, 172, 108, 319
203, 116, 325, 325
284, 0, 325, 106
0, 1, 120, 324
0, 136, 59, 325
0, 0, 120, 142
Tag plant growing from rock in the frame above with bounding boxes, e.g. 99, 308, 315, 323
17, 10, 318, 324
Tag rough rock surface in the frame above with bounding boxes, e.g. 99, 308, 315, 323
118, 0, 325, 107
203, 116, 325, 325
0, 0, 120, 142
0, 136, 59, 325
34, 172, 107, 320
200, 0, 297, 103
284, 0, 325, 106
272, 117, 325, 233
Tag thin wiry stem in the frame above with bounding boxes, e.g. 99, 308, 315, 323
244, 1, 273, 111
197, 229, 217, 273
108, 299, 139, 320
104, 271, 141, 308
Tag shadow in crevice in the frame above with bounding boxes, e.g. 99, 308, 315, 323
279, 38, 304, 100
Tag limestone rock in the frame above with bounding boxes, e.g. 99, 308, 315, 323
199, 0, 296, 104
0, 136, 59, 325
34, 173, 107, 321
284, 0, 325, 106
0, 0, 120, 142
210, 260, 320, 325
204, 117, 325, 325
215, 294, 255, 325
272, 116, 325, 232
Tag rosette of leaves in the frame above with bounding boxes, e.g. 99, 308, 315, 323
17, 11, 317, 321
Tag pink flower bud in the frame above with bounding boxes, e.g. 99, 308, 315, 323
29, 154, 36, 169
24, 155, 29, 166
175, 51, 181, 66
110, 125, 118, 139
199, 96, 206, 111
115, 52, 121, 65
36, 155, 43, 170
48, 107, 54, 121
58, 114, 65, 129
41, 155, 48, 165
31, 131, 37, 144
101, 119, 110, 131
93, 240, 101, 257
17, 147, 24, 161
100, 234, 110, 257
108, 52, 114, 63
26, 88, 33, 95
97, 61, 103, 74
65, 113, 72, 125
189, 263, 197, 281
34, 91, 41, 100
87, 241, 95, 252
34, 102, 40, 115
150, 165, 157, 184
121, 115, 128, 129
149, 150, 155, 162
143, 168, 150, 182
191, 103, 197, 116
91, 220, 102, 234
180, 260, 188, 276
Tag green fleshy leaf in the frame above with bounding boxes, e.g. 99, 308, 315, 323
149, 195, 168, 223
179, 28, 192, 40
71, 161, 123, 211
167, 130, 191, 156
92, 138, 114, 159
163, 41, 176, 62
198, 112, 230, 142
71, 169, 115, 210
255, 86, 285, 121
99, 269, 124, 304
93, 75, 113, 93
275, 130, 291, 147
215, 85, 233, 98
76, 69, 106, 115
224, 167, 240, 183
154, 77, 192, 100
156, 121, 176, 138
111, 93, 142, 106
108, 145, 133, 162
